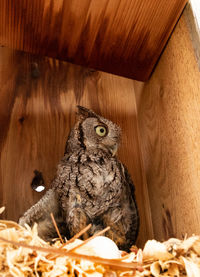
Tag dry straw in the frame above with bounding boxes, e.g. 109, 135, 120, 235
0, 207, 200, 276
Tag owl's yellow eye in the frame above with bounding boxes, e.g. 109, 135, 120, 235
95, 126, 107, 137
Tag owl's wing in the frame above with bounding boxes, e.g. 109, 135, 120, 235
52, 155, 71, 197
123, 164, 136, 195
18, 189, 63, 239
122, 163, 140, 241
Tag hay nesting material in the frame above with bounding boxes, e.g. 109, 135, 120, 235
0, 208, 200, 277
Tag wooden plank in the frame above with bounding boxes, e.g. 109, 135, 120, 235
135, 8, 200, 241
184, 1, 200, 69
0, 46, 153, 246
0, 0, 187, 81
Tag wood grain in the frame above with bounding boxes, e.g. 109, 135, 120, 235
0, 0, 187, 81
0, 46, 153, 246
135, 8, 200, 241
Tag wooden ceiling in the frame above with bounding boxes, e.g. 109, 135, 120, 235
0, 0, 187, 81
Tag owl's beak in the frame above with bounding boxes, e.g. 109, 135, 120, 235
109, 144, 118, 156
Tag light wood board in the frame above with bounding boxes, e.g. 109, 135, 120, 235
135, 8, 200, 241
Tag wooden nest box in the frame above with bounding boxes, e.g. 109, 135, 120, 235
0, 0, 200, 248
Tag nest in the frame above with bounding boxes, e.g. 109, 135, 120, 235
0, 206, 200, 277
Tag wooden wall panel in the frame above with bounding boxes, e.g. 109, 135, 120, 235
0, 0, 187, 81
0, 46, 153, 246
135, 8, 200, 241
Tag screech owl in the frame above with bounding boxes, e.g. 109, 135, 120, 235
19, 106, 139, 251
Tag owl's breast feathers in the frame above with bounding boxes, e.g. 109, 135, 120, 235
53, 149, 134, 218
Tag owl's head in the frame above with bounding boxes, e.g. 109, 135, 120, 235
66, 106, 121, 156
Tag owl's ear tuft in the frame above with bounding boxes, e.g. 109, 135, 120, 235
76, 106, 98, 119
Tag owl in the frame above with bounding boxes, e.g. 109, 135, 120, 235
19, 106, 139, 251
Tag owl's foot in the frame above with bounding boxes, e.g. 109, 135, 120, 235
102, 207, 133, 251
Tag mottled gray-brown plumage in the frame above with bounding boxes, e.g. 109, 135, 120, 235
19, 106, 139, 251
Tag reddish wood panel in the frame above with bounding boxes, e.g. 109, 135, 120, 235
0, 47, 153, 246
135, 9, 200, 241
0, 0, 187, 81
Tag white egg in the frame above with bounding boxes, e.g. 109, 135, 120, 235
75, 236, 121, 259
